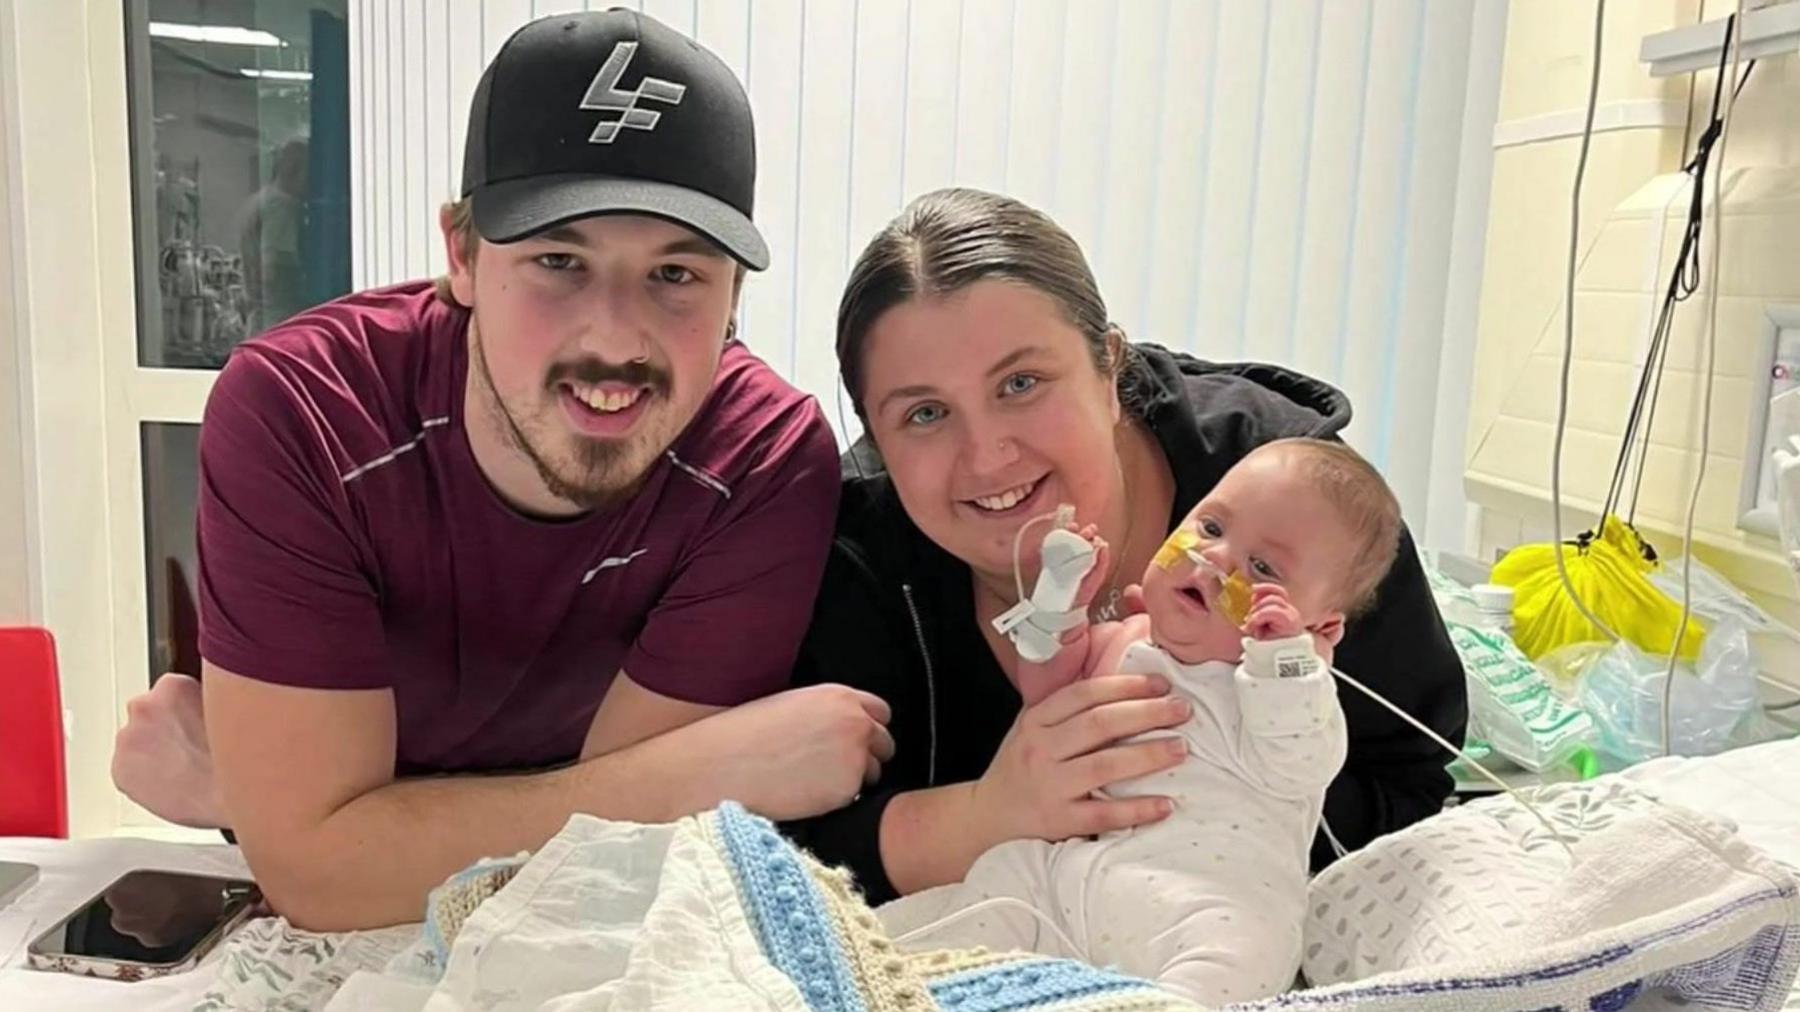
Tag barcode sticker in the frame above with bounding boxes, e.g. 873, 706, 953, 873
1277, 655, 1314, 679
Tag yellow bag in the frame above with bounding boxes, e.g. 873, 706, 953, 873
1491, 514, 1705, 662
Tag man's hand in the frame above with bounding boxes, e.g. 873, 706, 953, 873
681, 684, 895, 821
112, 674, 227, 829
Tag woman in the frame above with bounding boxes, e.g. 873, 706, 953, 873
785, 188, 1467, 904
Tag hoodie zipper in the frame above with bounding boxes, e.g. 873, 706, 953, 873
900, 583, 939, 787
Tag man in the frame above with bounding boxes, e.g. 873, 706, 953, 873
235, 137, 309, 332
110, 9, 891, 932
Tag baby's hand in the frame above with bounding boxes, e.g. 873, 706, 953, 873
1243, 584, 1303, 641
1067, 522, 1110, 610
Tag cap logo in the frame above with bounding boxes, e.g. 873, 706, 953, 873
578, 41, 686, 144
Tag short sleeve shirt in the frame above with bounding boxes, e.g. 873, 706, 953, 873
197, 281, 840, 775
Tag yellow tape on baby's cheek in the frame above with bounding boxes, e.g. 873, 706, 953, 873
1218, 570, 1256, 628
1153, 529, 1201, 571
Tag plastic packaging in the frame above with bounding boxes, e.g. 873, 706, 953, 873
1542, 615, 1789, 763
1445, 621, 1598, 774
1645, 553, 1800, 644
1424, 561, 1598, 774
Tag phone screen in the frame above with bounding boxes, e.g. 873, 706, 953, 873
30, 870, 259, 967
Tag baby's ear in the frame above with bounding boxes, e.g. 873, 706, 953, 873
1309, 612, 1347, 649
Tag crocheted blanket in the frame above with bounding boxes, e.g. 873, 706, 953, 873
309, 803, 1200, 1011
197, 785, 1800, 1011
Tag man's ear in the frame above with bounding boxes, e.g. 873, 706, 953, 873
1309, 612, 1347, 649
441, 206, 478, 307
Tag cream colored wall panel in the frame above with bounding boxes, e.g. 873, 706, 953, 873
1468, 130, 1687, 459
1709, 213, 1800, 298
1494, 0, 1695, 125
1658, 294, 1794, 383
1575, 217, 1658, 294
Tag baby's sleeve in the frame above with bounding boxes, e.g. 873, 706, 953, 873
1232, 650, 1349, 799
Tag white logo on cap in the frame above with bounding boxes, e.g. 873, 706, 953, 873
579, 42, 686, 144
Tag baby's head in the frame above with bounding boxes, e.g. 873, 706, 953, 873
1139, 438, 1402, 665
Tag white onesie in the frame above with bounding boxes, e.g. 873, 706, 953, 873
877, 639, 1348, 1006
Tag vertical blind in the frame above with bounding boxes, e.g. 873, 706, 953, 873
350, 0, 1489, 532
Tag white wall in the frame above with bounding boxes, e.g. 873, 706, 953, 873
351, 0, 1502, 546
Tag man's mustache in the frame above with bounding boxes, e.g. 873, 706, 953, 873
547, 358, 670, 395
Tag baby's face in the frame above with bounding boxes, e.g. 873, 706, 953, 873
1139, 447, 1360, 665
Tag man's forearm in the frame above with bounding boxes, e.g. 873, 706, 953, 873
252, 730, 727, 931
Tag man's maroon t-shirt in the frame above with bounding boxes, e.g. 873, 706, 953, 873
196, 281, 840, 776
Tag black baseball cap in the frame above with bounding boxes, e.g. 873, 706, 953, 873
461, 8, 769, 270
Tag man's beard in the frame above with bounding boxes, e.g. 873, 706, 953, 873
470, 320, 672, 512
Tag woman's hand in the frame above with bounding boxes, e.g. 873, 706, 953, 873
971, 673, 1190, 845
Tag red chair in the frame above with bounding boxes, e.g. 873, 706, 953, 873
0, 627, 68, 838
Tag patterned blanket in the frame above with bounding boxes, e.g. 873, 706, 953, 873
197, 785, 1800, 1011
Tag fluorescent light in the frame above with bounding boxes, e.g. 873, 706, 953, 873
149, 22, 285, 48
240, 69, 313, 81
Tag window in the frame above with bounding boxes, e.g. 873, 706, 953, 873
125, 0, 351, 369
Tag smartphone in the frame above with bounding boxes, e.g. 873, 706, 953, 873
0, 861, 37, 911
26, 870, 260, 981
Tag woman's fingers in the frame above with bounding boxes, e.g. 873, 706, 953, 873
1065, 736, 1186, 794
1048, 695, 1190, 760
1066, 795, 1176, 837
1026, 672, 1171, 728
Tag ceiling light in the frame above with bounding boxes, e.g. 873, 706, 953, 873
149, 22, 285, 48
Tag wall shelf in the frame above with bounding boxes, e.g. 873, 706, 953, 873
1641, 1, 1800, 77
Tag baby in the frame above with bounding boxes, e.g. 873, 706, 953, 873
878, 438, 1403, 1006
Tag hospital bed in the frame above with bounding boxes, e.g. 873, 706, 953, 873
2, 734, 1797, 1011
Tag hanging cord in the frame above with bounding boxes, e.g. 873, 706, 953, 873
1663, 0, 1746, 758
1607, 50, 1758, 526
1548, 0, 1623, 645
1329, 664, 1574, 860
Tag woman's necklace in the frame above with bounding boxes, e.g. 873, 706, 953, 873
1084, 430, 1146, 623
1088, 478, 1136, 623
